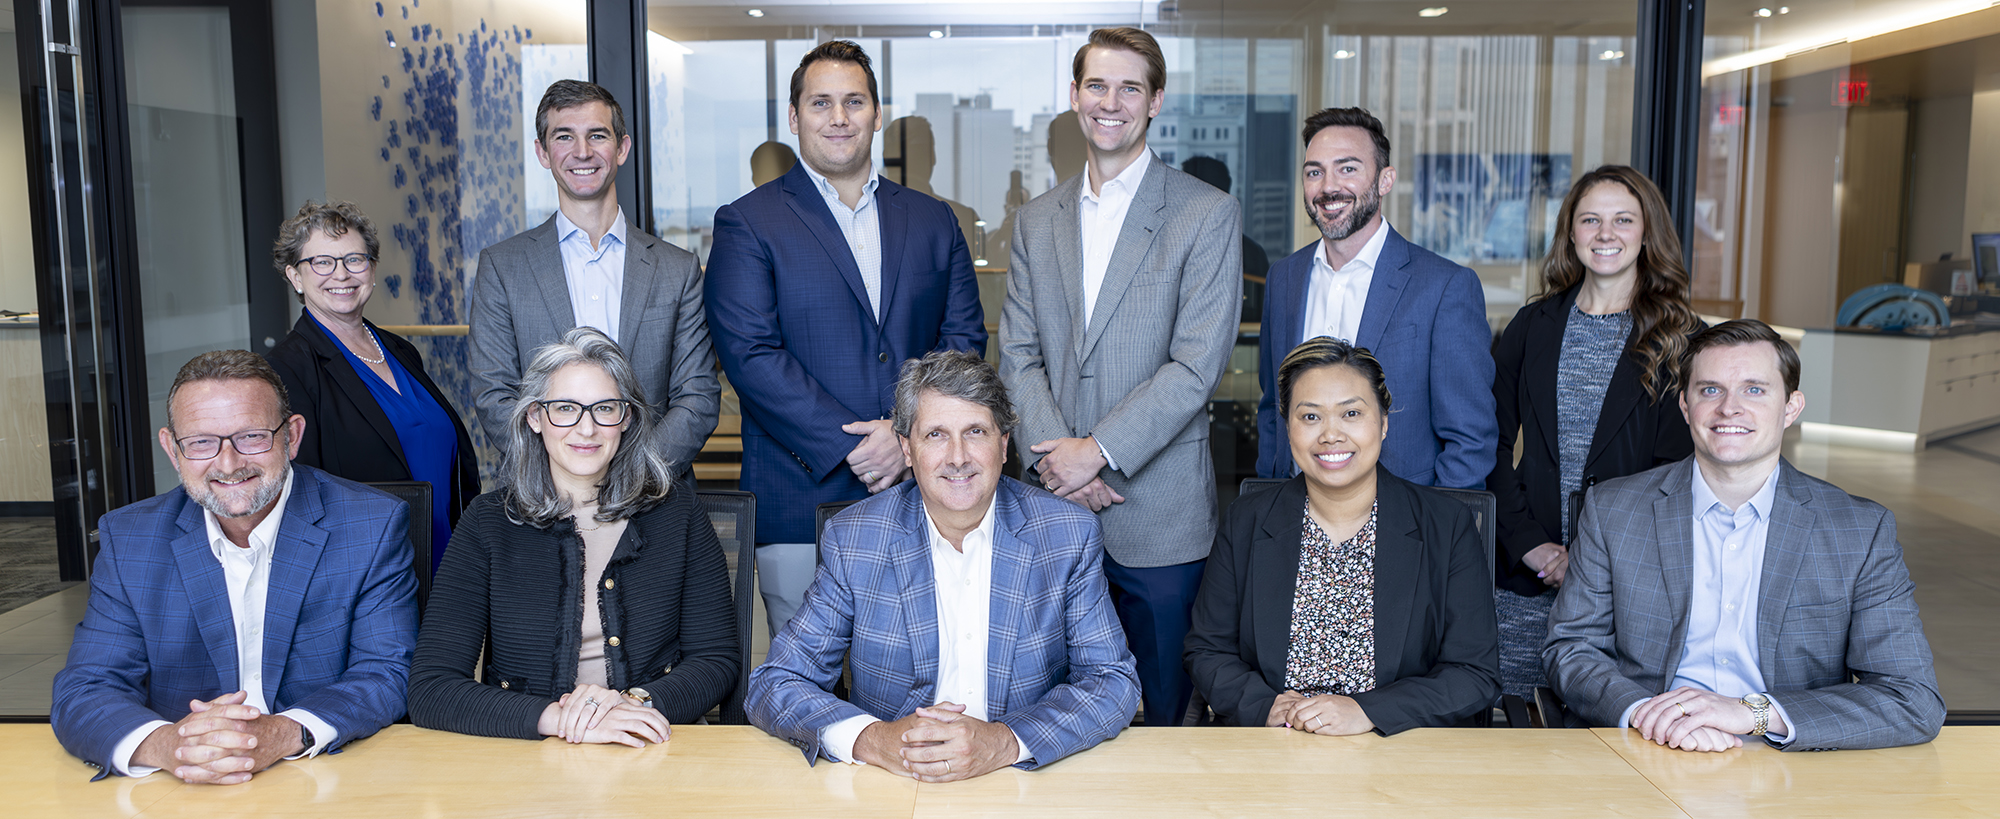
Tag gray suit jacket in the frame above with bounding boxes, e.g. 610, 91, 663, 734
1544, 457, 1944, 750
999, 155, 1242, 567
468, 215, 720, 468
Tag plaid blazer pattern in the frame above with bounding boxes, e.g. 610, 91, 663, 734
52, 464, 418, 776
1544, 457, 1944, 750
747, 477, 1139, 767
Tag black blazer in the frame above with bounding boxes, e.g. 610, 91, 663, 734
407, 483, 741, 737
266, 315, 481, 523
1486, 288, 1697, 597
1184, 470, 1499, 735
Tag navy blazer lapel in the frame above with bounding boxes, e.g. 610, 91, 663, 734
1251, 478, 1308, 686
1051, 175, 1087, 361
170, 497, 239, 692
299, 316, 407, 469
616, 231, 658, 346
526, 216, 577, 333
891, 491, 941, 712
780, 166, 876, 325
1370, 473, 1421, 688
1353, 226, 1412, 352
1275, 245, 1312, 353
261, 469, 331, 697
1756, 461, 1815, 681
874, 181, 910, 323
984, 485, 1031, 718
1080, 156, 1168, 363
1651, 461, 1697, 680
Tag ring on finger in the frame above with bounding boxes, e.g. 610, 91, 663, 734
1675, 702, 1687, 717
585, 697, 600, 708
944, 759, 951, 774
866, 471, 878, 481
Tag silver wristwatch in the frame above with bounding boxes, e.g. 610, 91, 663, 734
1740, 692, 1771, 736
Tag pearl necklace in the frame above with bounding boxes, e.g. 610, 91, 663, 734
351, 327, 387, 365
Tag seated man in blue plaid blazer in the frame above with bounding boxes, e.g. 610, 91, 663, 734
1545, 320, 1944, 752
747, 350, 1139, 781
52, 350, 417, 783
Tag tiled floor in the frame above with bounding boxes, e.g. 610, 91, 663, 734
3, 427, 1997, 717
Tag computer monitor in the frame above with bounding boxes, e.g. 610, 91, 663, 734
1974, 233, 2000, 287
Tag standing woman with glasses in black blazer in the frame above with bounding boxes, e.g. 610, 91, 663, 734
1487, 166, 1704, 699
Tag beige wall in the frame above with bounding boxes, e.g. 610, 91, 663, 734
0, 32, 51, 504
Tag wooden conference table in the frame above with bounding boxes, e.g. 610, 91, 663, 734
6, 724, 1995, 818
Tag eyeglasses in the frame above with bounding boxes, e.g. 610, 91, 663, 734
535, 399, 632, 428
173, 427, 285, 460
293, 253, 376, 275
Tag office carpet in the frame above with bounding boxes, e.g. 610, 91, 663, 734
0, 518, 72, 617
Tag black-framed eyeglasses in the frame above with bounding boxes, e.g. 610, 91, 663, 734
173, 427, 285, 460
535, 399, 632, 427
293, 253, 376, 275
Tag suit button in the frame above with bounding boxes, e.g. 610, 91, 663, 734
878, 352, 889, 363
500, 681, 510, 689
608, 636, 621, 647
604, 578, 615, 590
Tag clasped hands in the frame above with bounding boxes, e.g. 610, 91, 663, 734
843, 420, 908, 494
1629, 687, 1786, 753
852, 702, 1018, 783
133, 690, 303, 785
1266, 690, 1374, 736
1031, 437, 1125, 512
537, 683, 670, 748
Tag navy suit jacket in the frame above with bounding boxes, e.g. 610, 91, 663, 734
1255, 226, 1496, 488
51, 464, 418, 777
706, 164, 986, 543
746, 477, 1139, 768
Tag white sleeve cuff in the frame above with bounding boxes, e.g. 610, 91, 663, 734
112, 720, 173, 777
1095, 439, 1119, 473
1618, 697, 1651, 730
1763, 696, 1795, 745
278, 709, 339, 759
1009, 725, 1034, 765
821, 715, 882, 765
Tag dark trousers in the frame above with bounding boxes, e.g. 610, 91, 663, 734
1103, 554, 1206, 727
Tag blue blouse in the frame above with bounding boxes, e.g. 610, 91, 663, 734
315, 313, 460, 575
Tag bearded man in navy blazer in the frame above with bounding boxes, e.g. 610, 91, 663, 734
706, 41, 985, 638
1255, 107, 1496, 489
52, 351, 417, 783
748, 351, 1137, 780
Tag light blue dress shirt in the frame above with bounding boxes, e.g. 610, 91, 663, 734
555, 207, 628, 343
799, 161, 883, 320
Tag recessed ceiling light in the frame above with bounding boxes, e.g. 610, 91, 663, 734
1333, 50, 1356, 59
1598, 50, 1625, 60
746, 8, 764, 17
929, 30, 944, 39
1778, 6, 1789, 12
1419, 7, 1448, 17
1754, 7, 1773, 17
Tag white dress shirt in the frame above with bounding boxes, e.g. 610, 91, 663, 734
1077, 151, 1152, 329
1300, 218, 1390, 346
113, 471, 339, 775
821, 496, 1033, 766
1619, 463, 1793, 744
555, 207, 628, 344
800, 160, 885, 320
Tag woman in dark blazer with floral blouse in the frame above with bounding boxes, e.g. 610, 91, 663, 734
1186, 337, 1498, 735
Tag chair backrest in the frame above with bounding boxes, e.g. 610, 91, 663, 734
696, 489, 757, 726
365, 481, 434, 614
815, 500, 860, 548
1567, 488, 1586, 547
1429, 487, 1497, 586
1239, 477, 1287, 496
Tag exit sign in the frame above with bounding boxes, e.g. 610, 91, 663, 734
1835, 78, 1870, 106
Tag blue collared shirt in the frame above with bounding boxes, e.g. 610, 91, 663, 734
799, 161, 883, 320
555, 207, 627, 343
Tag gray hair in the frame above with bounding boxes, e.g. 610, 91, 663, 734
502, 327, 674, 527
891, 350, 1018, 438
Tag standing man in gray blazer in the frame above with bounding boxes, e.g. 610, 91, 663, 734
469, 80, 718, 468
1545, 320, 1944, 752
999, 27, 1241, 728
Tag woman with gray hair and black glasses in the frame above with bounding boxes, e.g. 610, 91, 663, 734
409, 327, 738, 746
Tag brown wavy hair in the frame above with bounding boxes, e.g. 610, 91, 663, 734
1537, 165, 1700, 401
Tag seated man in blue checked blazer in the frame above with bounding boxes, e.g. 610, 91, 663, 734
52, 350, 417, 783
748, 350, 1139, 781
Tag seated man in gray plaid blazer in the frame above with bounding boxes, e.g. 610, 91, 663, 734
1544, 320, 1943, 752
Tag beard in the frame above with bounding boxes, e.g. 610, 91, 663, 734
187, 460, 290, 520
1308, 183, 1383, 243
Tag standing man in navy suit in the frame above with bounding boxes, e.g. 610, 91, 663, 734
707, 41, 986, 636
1255, 108, 1496, 489
52, 351, 417, 783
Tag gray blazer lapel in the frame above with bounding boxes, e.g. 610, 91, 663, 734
1051, 175, 1087, 361
1080, 156, 1168, 362
527, 216, 577, 333
1651, 462, 1697, 682
1756, 462, 1815, 680
617, 231, 658, 345
170, 502, 239, 692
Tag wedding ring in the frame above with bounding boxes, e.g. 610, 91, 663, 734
586, 697, 601, 708
1310, 716, 1321, 729
866, 471, 878, 482
1675, 702, 1687, 717
944, 760, 951, 774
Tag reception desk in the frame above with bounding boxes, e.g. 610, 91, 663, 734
6, 724, 1994, 818
1800, 323, 2000, 451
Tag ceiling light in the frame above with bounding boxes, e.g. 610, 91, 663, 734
929, 30, 944, 38
1598, 50, 1625, 60
1779, 6, 1789, 12
1333, 49, 1356, 59
746, 8, 764, 17
1419, 7, 1448, 17
1754, 7, 1773, 16
1707, 0, 2000, 78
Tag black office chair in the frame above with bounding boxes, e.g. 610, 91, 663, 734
1239, 476, 1287, 496
696, 489, 757, 725
814, 500, 861, 547
366, 481, 434, 616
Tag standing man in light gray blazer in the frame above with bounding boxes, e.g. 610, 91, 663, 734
1545, 320, 1943, 752
1000, 27, 1241, 728
469, 80, 718, 468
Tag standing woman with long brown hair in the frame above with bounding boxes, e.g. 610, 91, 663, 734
1486, 166, 1704, 700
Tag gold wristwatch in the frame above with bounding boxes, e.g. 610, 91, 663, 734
1740, 692, 1772, 736
624, 687, 654, 707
